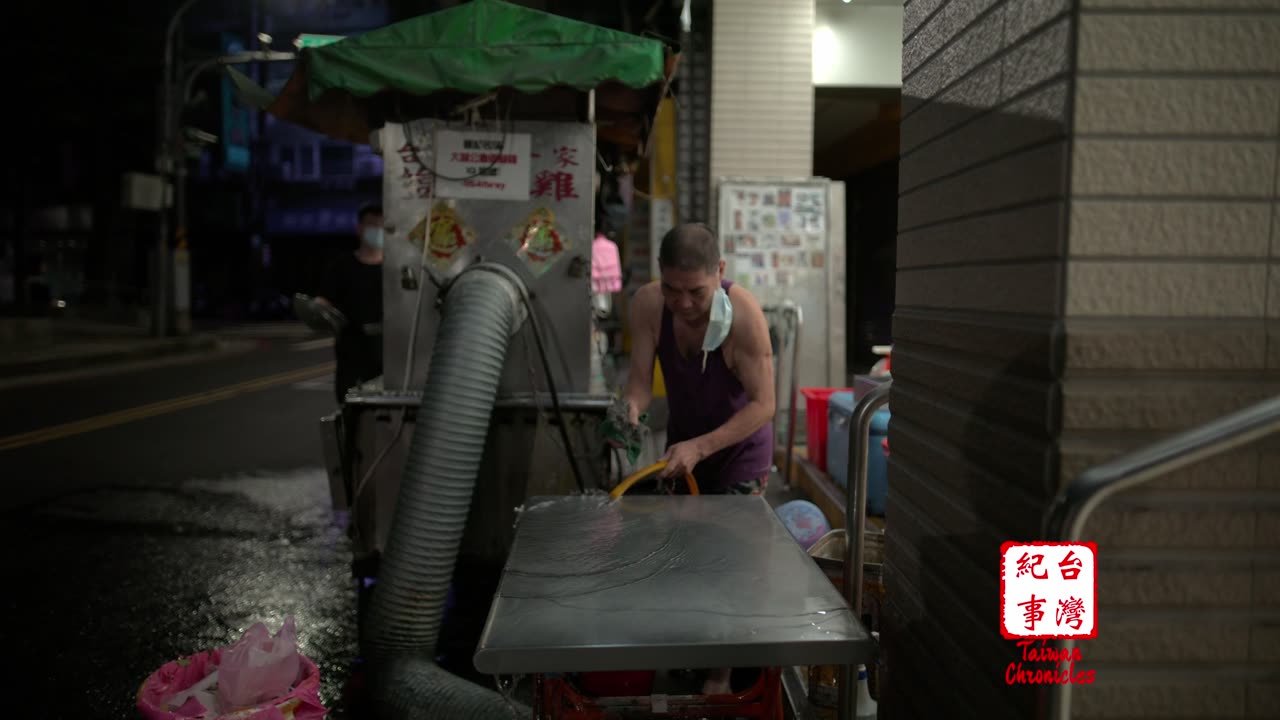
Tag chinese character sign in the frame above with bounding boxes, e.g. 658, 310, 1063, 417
531, 144, 584, 202
433, 130, 532, 201
396, 141, 434, 200
1000, 542, 1097, 640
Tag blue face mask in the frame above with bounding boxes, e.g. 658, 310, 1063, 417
361, 226, 384, 249
700, 287, 733, 372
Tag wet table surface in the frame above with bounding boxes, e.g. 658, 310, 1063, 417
474, 494, 873, 674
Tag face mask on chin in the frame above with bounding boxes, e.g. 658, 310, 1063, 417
699, 286, 733, 372
361, 226, 384, 250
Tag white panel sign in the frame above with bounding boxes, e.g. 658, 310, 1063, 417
718, 178, 845, 390
433, 130, 532, 201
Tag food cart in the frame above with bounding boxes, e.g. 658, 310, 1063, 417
234, 1, 878, 717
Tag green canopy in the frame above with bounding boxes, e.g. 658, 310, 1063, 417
232, 0, 672, 147
304, 0, 666, 99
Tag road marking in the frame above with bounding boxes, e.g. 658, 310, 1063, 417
0, 340, 258, 392
0, 362, 335, 453
292, 377, 333, 391
292, 337, 334, 352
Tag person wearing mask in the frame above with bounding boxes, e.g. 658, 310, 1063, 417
620, 222, 776, 695
315, 204, 385, 405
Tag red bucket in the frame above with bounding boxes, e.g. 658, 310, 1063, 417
800, 387, 853, 472
577, 671, 657, 697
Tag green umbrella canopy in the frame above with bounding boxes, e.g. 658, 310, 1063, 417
233, 0, 672, 147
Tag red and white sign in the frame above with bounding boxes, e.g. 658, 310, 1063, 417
433, 130, 532, 201
1000, 541, 1098, 640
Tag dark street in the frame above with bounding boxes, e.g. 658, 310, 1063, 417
0, 331, 359, 718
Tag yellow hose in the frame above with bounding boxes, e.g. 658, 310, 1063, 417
609, 461, 699, 499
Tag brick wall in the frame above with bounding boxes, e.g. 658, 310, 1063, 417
1062, 2, 1280, 716
888, 0, 1280, 717
888, 1, 1076, 716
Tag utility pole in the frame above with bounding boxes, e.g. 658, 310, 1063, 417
158, 0, 294, 336
172, 49, 294, 335
155, 0, 201, 337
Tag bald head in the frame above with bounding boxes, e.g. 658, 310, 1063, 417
659, 223, 720, 275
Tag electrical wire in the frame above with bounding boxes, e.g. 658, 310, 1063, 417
398, 93, 512, 183
524, 301, 588, 495
349, 98, 592, 506
458, 263, 588, 495
350, 98, 514, 512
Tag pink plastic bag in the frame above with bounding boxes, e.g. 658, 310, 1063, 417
136, 617, 327, 720
219, 617, 301, 710
591, 234, 622, 294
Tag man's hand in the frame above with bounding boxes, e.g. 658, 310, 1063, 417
659, 439, 706, 479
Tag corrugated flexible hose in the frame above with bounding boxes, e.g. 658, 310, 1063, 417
364, 263, 530, 719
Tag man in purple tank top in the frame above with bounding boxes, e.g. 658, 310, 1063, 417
623, 222, 776, 495
621, 222, 776, 693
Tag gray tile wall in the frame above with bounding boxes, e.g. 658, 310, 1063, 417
888, 1, 1075, 717
1062, 1, 1280, 716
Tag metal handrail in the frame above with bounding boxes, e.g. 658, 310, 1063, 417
839, 380, 891, 720
1042, 394, 1280, 720
763, 302, 803, 487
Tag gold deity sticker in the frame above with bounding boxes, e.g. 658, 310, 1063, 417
408, 202, 476, 271
509, 207, 570, 277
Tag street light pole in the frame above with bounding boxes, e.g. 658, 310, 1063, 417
159, 0, 293, 337
171, 49, 295, 335
154, 0, 202, 337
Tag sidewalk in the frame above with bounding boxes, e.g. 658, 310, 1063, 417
0, 319, 220, 380
0, 318, 315, 382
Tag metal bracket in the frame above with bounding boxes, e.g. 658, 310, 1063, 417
400, 265, 420, 290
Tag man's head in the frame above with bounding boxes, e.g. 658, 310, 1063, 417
658, 223, 724, 322
357, 204, 384, 250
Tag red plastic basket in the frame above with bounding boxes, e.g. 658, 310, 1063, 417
577, 671, 656, 698
800, 387, 853, 473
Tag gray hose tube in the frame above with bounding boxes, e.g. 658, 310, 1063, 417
364, 263, 529, 719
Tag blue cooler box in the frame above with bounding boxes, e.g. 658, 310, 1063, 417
827, 391, 890, 516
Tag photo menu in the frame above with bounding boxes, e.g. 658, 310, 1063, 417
721, 185, 828, 289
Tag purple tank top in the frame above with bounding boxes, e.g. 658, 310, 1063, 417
657, 279, 774, 492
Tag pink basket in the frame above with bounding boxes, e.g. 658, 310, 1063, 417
136, 648, 327, 720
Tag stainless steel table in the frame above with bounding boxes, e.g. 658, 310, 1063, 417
474, 494, 874, 675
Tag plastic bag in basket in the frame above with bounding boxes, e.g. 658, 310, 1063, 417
218, 617, 300, 710
136, 616, 327, 720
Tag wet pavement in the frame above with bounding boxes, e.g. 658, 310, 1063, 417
0, 336, 360, 718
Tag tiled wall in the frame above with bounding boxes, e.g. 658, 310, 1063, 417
888, 1, 1076, 716
889, 0, 1280, 717
709, 0, 814, 204
1063, 2, 1280, 716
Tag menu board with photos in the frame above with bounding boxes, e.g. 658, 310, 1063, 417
717, 179, 844, 394
719, 185, 828, 291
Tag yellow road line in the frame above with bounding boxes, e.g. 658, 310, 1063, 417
0, 362, 334, 453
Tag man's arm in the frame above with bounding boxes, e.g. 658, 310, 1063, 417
622, 284, 659, 424
691, 287, 776, 457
